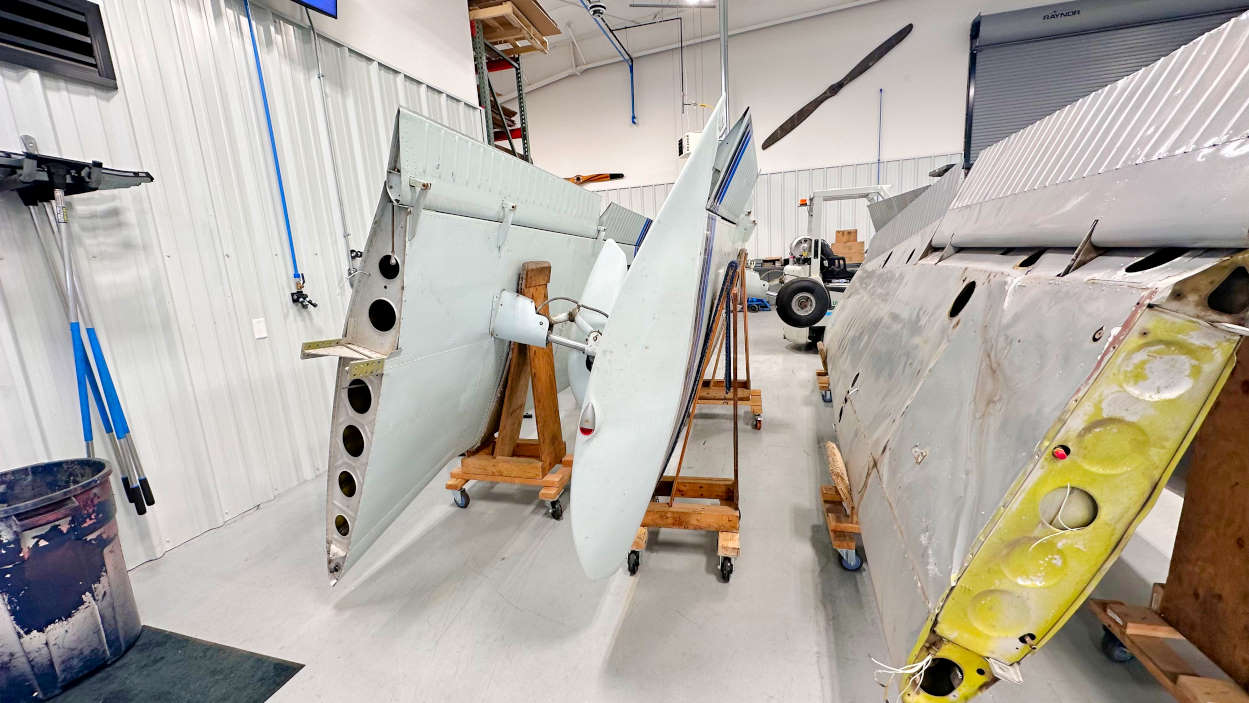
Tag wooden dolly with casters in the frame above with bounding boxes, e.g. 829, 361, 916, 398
446, 261, 571, 519
629, 250, 751, 582
816, 340, 832, 403
694, 265, 764, 429
820, 441, 862, 571
1087, 342, 1249, 703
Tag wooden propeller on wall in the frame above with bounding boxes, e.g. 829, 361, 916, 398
566, 173, 625, 185
760, 23, 914, 150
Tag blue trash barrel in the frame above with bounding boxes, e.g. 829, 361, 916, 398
0, 458, 141, 699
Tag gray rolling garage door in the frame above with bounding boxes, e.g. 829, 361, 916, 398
965, 0, 1249, 167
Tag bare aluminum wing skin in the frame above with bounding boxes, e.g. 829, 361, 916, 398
570, 100, 759, 579
824, 10, 1249, 701
303, 108, 604, 583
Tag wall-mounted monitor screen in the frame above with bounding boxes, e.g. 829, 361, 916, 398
295, 0, 338, 18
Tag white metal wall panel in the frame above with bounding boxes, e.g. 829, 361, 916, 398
0, 0, 483, 566
597, 154, 959, 259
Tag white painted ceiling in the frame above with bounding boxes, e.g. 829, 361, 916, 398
510, 0, 883, 97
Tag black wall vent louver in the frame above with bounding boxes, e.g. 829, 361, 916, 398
0, 0, 116, 89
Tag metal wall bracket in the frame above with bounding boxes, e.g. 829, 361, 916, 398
497, 200, 517, 249
406, 180, 432, 241
1060, 220, 1103, 277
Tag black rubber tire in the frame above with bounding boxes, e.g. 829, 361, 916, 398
549, 499, 564, 520
453, 488, 470, 509
719, 556, 733, 582
1101, 626, 1134, 663
775, 278, 830, 328
627, 550, 640, 575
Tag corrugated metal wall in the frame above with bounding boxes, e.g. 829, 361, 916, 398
597, 153, 960, 259
0, 0, 482, 566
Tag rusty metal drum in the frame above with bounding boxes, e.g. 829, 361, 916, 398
0, 458, 141, 699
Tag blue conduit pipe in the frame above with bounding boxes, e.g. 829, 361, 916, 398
243, 0, 302, 285
578, 0, 637, 125
71, 321, 91, 447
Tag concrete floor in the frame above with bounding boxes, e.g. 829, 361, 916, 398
130, 313, 1178, 702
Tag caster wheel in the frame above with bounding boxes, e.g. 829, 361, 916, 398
821, 390, 833, 403
753, 417, 762, 431
1101, 626, 1134, 663
719, 556, 734, 582
838, 548, 863, 571
627, 550, 640, 575
452, 488, 470, 509
549, 499, 564, 520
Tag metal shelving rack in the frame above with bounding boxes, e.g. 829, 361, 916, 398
472, 20, 532, 162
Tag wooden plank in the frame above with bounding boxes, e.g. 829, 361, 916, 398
632, 527, 648, 551
640, 503, 739, 532
1135, 636, 1200, 682
824, 441, 854, 510
449, 472, 548, 487
717, 531, 740, 557
821, 485, 845, 506
750, 389, 762, 416
458, 454, 544, 479
1161, 343, 1249, 688
468, 3, 515, 21
825, 514, 857, 549
1090, 600, 1196, 693
445, 477, 468, 490
1106, 602, 1183, 640
824, 506, 861, 534
537, 462, 571, 500
817, 371, 830, 391
470, 0, 560, 36
655, 475, 735, 502
493, 342, 530, 457
1177, 676, 1249, 703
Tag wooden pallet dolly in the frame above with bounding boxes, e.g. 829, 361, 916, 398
816, 340, 833, 403
629, 251, 751, 582
694, 259, 764, 429
820, 441, 863, 571
1085, 343, 1249, 703
446, 262, 571, 519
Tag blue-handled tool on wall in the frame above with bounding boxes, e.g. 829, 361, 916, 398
2, 136, 156, 515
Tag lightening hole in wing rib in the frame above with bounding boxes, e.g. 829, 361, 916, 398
1125, 248, 1184, 273
1039, 486, 1097, 530
1017, 249, 1044, 268
346, 379, 372, 414
919, 658, 964, 697
338, 471, 357, 498
378, 254, 401, 280
368, 299, 397, 331
1207, 266, 1249, 314
949, 281, 975, 318
342, 424, 365, 457
334, 514, 350, 536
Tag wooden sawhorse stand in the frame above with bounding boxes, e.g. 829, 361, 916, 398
446, 261, 571, 519
629, 250, 749, 582
694, 255, 764, 429
1085, 342, 1249, 703
820, 441, 863, 571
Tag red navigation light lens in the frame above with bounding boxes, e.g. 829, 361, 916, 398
579, 403, 596, 436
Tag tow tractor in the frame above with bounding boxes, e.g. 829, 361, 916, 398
773, 185, 890, 344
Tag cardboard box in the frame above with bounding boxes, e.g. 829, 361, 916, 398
835, 229, 859, 243
831, 240, 865, 263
